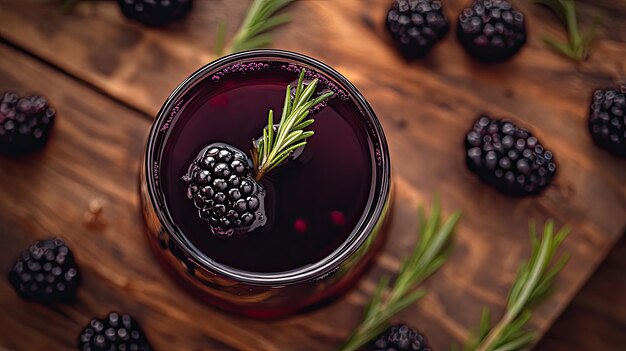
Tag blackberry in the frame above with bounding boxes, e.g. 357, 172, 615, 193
457, 0, 527, 62
7, 238, 81, 304
182, 143, 267, 238
385, 0, 450, 59
0, 92, 56, 154
117, 0, 193, 27
368, 324, 431, 351
78, 312, 152, 351
588, 85, 626, 157
465, 115, 557, 196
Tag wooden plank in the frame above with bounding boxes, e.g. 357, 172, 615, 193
0, 0, 245, 115
1, 0, 625, 118
0, 1, 625, 350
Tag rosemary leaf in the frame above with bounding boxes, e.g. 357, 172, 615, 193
478, 309, 492, 341
363, 276, 388, 321
339, 198, 461, 351
59, 0, 80, 11
215, 20, 227, 56
231, 34, 274, 53
463, 220, 570, 351
535, 0, 602, 61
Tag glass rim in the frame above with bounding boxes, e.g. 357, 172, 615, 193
145, 49, 391, 285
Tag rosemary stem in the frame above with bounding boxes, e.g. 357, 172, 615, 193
475, 312, 514, 351
564, 0, 581, 52
476, 227, 553, 351
255, 167, 267, 181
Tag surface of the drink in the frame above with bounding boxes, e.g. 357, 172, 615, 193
160, 61, 373, 272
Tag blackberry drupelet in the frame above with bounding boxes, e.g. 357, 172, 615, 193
368, 324, 431, 351
0, 91, 56, 154
78, 312, 152, 351
465, 115, 557, 196
7, 238, 81, 304
588, 85, 626, 157
183, 143, 267, 238
117, 0, 193, 27
457, 0, 527, 62
385, 0, 450, 59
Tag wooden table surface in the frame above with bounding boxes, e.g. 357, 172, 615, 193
0, 0, 625, 350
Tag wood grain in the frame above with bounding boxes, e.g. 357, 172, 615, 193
0, 0, 625, 350
1, 0, 625, 117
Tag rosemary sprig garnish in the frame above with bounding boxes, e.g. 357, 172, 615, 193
339, 198, 462, 351
462, 220, 570, 351
60, 0, 78, 11
252, 69, 333, 180
59, 0, 88, 12
536, 0, 601, 61
223, 0, 296, 55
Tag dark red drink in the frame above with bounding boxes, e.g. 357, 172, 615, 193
161, 63, 372, 272
141, 50, 391, 317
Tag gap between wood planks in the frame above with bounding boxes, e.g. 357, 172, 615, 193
0, 37, 153, 122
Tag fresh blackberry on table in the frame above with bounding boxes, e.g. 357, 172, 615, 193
117, 0, 193, 27
385, 0, 450, 59
0, 91, 56, 154
588, 85, 626, 157
465, 115, 557, 196
78, 312, 153, 351
183, 143, 267, 238
457, 0, 527, 62
367, 324, 431, 351
7, 238, 81, 304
